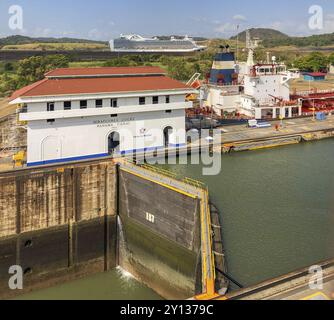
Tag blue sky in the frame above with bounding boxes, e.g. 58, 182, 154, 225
1, 0, 334, 40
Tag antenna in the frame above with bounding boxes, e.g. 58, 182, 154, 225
236, 25, 240, 62
246, 29, 256, 67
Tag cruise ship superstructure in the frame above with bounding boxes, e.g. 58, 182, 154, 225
110, 34, 207, 53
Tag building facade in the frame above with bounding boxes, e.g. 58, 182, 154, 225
10, 67, 195, 166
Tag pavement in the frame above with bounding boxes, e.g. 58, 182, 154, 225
272, 275, 334, 301
219, 116, 334, 144
0, 98, 15, 119
224, 262, 334, 301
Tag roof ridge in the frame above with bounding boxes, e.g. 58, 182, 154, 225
45, 66, 166, 77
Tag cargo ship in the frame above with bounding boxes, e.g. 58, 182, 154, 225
109, 34, 206, 53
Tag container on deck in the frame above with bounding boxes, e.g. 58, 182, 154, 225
316, 112, 326, 121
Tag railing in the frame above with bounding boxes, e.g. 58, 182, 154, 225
125, 159, 206, 189
295, 89, 334, 96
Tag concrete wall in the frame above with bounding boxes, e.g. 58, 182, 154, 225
0, 160, 202, 299
118, 169, 202, 299
0, 161, 117, 299
0, 114, 27, 150
26, 109, 186, 165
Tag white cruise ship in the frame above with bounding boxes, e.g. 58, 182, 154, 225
110, 34, 206, 53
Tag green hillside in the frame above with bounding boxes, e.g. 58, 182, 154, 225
230, 28, 334, 48
0, 35, 107, 47
230, 28, 289, 42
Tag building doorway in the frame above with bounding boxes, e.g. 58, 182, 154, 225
108, 132, 120, 154
163, 126, 173, 147
42, 136, 61, 161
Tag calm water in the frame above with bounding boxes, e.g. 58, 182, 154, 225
16, 267, 162, 300
17, 140, 334, 299
162, 139, 334, 288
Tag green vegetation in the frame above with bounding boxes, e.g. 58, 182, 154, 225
231, 28, 334, 48
2, 36, 334, 99
0, 35, 107, 47
230, 28, 289, 42
0, 55, 69, 97
2, 42, 109, 51
263, 33, 334, 48
293, 52, 334, 72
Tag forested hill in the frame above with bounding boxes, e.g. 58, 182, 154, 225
262, 33, 334, 48
0, 35, 107, 46
230, 28, 334, 48
230, 28, 289, 42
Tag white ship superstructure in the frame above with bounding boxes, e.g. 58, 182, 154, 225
110, 34, 207, 53
204, 32, 301, 120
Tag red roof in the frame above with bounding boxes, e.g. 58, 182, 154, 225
10, 78, 48, 101
45, 66, 166, 78
10, 75, 190, 100
305, 72, 327, 77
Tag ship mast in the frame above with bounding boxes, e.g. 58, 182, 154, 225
246, 29, 256, 68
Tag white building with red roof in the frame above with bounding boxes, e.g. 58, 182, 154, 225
10, 66, 195, 166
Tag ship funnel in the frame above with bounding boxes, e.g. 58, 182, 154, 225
209, 50, 238, 85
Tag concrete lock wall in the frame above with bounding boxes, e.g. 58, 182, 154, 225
0, 160, 202, 299
0, 115, 27, 150
0, 162, 117, 299
118, 169, 202, 300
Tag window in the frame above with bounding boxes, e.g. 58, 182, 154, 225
139, 97, 146, 105
166, 96, 170, 104
64, 101, 71, 110
111, 99, 118, 108
21, 104, 28, 113
165, 110, 172, 114
153, 96, 159, 104
96, 99, 103, 108
80, 100, 87, 109
47, 102, 55, 112
47, 119, 55, 123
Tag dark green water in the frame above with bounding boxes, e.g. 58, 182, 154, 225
162, 139, 334, 288
17, 140, 334, 299
16, 268, 162, 300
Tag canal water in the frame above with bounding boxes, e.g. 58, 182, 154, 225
163, 139, 334, 289
16, 267, 162, 300
17, 139, 334, 299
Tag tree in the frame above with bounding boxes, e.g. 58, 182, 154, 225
3, 62, 14, 72
16, 54, 69, 86
328, 53, 334, 66
103, 57, 138, 67
293, 52, 329, 72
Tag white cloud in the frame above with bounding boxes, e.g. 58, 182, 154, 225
214, 22, 239, 34
233, 14, 247, 21
322, 14, 334, 33
88, 28, 103, 39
